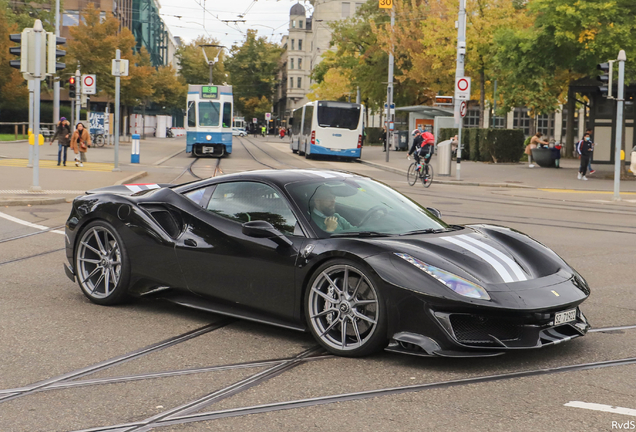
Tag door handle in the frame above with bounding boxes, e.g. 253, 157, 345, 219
184, 239, 197, 247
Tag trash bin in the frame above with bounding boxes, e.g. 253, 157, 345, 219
396, 131, 408, 151
437, 139, 452, 176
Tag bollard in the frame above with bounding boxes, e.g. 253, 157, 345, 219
131, 133, 140, 163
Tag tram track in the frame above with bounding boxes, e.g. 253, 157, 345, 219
0, 247, 65, 267
0, 224, 66, 243
238, 137, 303, 170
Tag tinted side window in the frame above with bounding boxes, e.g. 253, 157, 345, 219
292, 109, 302, 135
222, 102, 232, 128
207, 182, 300, 235
303, 105, 313, 135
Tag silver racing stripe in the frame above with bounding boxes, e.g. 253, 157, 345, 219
457, 235, 528, 282
442, 236, 515, 283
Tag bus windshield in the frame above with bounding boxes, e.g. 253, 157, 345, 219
317, 102, 361, 130
199, 102, 221, 127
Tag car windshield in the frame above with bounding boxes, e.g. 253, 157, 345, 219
285, 177, 448, 237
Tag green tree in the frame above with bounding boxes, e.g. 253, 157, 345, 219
120, 47, 155, 108
176, 36, 228, 85
152, 64, 187, 109
0, 4, 28, 110
225, 29, 282, 120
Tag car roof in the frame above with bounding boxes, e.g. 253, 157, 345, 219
176, 169, 363, 191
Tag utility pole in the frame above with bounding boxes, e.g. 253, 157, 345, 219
27, 80, 34, 168
613, 50, 627, 201
385, 7, 394, 163
52, 0, 60, 124
75, 68, 81, 125
113, 49, 123, 171
454, 0, 467, 180
31, 20, 44, 192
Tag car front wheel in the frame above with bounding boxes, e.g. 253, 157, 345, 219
305, 260, 387, 357
75, 221, 131, 305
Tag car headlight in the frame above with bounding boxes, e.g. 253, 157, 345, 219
206, 135, 212, 141
395, 253, 490, 300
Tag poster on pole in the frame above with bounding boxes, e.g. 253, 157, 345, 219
89, 112, 105, 134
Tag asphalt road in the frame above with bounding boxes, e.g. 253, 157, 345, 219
1, 136, 635, 432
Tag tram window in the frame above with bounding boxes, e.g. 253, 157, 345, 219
187, 101, 196, 128
199, 102, 221, 127
222, 103, 232, 128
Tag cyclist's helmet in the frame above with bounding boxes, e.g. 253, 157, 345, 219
411, 129, 422, 136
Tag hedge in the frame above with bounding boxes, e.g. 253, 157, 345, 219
365, 127, 383, 145
439, 128, 525, 163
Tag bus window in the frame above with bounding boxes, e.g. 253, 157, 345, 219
317, 102, 360, 130
292, 109, 302, 135
199, 102, 221, 127
303, 105, 313, 135
187, 101, 196, 128
222, 103, 232, 128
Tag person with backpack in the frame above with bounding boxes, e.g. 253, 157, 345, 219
407, 129, 434, 175
578, 132, 593, 181
50, 117, 71, 166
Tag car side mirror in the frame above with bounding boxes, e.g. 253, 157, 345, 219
242, 220, 293, 247
426, 207, 442, 219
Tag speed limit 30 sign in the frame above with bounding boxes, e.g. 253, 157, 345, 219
379, 0, 392, 8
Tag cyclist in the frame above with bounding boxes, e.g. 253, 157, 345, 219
407, 129, 434, 175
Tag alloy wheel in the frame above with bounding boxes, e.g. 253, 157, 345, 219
76, 226, 122, 299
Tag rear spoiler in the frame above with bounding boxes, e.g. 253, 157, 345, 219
85, 183, 173, 196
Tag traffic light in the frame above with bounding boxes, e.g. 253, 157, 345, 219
597, 61, 614, 98
46, 33, 66, 74
8, 28, 45, 75
69, 77, 76, 98
9, 33, 23, 70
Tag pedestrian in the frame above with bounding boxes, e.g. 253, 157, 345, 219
279, 127, 285, 139
50, 116, 71, 166
252, 124, 259, 138
526, 132, 548, 168
261, 125, 266, 137
380, 126, 387, 152
578, 132, 593, 181
70, 122, 91, 167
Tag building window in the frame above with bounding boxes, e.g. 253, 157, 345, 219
290, 58, 294, 69
299, 20, 303, 29
297, 77, 302, 88
62, 10, 80, 26
342, 2, 350, 17
291, 39, 295, 50
464, 108, 480, 128
298, 39, 303, 51
492, 116, 505, 128
513, 108, 531, 136
292, 20, 296, 28
290, 77, 293, 88
537, 113, 553, 138
298, 58, 302, 70
355, 3, 363, 12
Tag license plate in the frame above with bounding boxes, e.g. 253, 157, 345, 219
202, 146, 214, 154
554, 308, 577, 325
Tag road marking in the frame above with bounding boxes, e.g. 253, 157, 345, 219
0, 211, 64, 235
565, 401, 636, 417
0, 190, 85, 194
0, 159, 114, 172
539, 188, 636, 195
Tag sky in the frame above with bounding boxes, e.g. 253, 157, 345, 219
159, 0, 313, 48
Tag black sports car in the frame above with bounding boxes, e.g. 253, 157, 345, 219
64, 170, 590, 357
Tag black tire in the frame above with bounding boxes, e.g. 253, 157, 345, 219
304, 259, 388, 357
422, 163, 434, 188
407, 163, 418, 186
74, 220, 131, 305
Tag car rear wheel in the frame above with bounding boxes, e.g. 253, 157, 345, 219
75, 221, 131, 305
305, 260, 387, 357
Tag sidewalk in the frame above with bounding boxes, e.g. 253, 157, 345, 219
359, 145, 636, 193
0, 136, 185, 205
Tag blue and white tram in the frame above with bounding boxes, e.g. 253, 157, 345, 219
186, 84, 233, 157
290, 100, 365, 159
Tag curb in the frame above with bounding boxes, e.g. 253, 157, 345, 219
0, 196, 68, 206
114, 171, 148, 185
357, 160, 534, 189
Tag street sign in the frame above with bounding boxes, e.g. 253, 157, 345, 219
253, 118, 257, 124
384, 103, 395, 115
111, 58, 129, 77
459, 101, 467, 118
435, 96, 453, 106
455, 77, 471, 100
82, 74, 96, 94
265, 113, 271, 121
379, 0, 392, 8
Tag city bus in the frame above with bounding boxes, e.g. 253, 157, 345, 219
290, 101, 365, 159
186, 84, 233, 157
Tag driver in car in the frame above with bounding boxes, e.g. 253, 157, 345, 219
311, 188, 354, 233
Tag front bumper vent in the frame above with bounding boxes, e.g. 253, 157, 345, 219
449, 314, 523, 345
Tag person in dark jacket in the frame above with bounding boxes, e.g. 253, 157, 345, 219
578, 133, 593, 181
380, 126, 387, 151
50, 117, 72, 166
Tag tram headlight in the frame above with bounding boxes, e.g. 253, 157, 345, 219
206, 135, 212, 141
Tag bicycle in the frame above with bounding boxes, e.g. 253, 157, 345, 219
91, 132, 105, 147
407, 158, 434, 188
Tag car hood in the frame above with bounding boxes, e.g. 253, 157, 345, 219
365, 225, 572, 289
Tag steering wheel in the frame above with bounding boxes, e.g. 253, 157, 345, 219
358, 205, 389, 227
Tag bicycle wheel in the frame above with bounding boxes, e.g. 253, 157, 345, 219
94, 134, 105, 147
407, 163, 418, 186
422, 163, 434, 188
